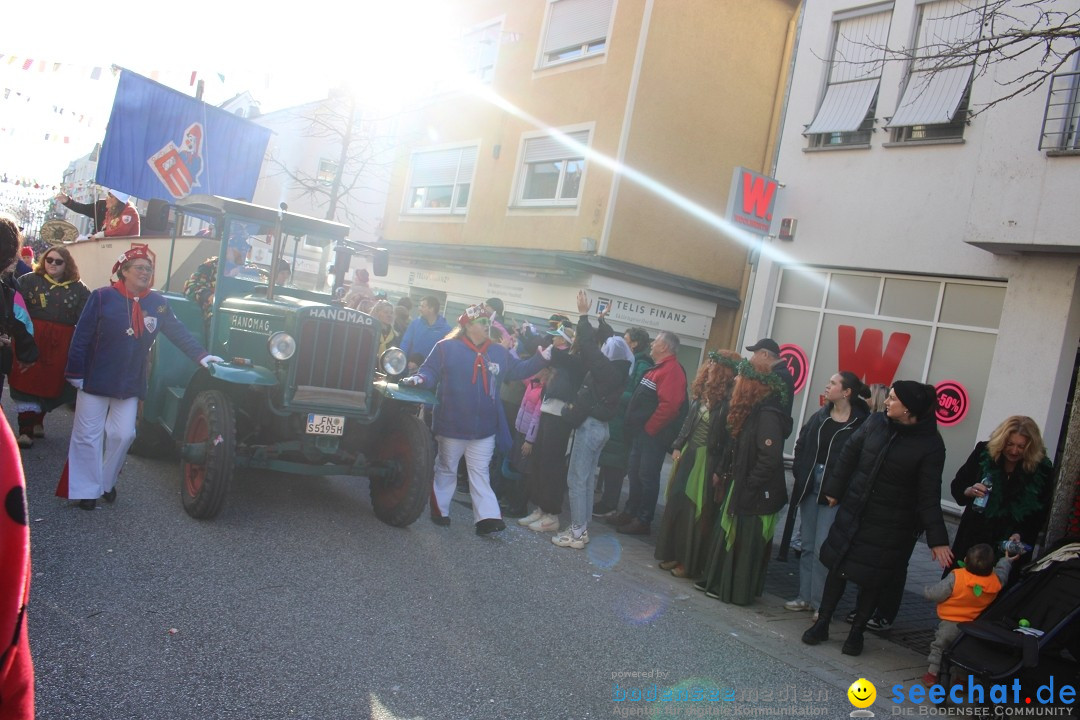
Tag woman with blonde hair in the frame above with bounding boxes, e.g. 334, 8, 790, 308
949, 415, 1053, 572
10, 246, 90, 446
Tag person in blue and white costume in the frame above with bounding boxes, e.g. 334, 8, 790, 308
399, 303, 548, 536
59, 246, 222, 510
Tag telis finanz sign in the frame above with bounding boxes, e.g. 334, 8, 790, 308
725, 167, 780, 237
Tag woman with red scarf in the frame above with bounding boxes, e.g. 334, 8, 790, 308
399, 304, 547, 535
59, 246, 221, 510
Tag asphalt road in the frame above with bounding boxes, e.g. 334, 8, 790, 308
14, 404, 854, 720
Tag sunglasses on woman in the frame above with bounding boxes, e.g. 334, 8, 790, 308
45, 257, 65, 266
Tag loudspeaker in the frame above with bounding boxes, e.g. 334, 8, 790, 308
143, 198, 171, 234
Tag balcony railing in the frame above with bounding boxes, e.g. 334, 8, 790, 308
1039, 71, 1080, 151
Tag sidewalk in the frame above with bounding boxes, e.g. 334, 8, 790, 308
576, 462, 957, 701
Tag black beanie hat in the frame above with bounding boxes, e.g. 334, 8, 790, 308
891, 380, 936, 420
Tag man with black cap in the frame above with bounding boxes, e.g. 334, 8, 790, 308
746, 337, 795, 434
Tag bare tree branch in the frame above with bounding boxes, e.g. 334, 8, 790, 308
830, 0, 1080, 115
265, 95, 399, 231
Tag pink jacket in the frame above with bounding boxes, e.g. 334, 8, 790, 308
515, 376, 545, 443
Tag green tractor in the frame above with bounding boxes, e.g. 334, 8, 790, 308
136, 195, 434, 527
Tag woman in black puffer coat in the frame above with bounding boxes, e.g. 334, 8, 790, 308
801, 381, 954, 656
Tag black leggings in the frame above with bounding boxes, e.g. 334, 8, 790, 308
817, 567, 883, 630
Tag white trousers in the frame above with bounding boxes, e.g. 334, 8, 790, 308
432, 435, 500, 523
67, 391, 138, 500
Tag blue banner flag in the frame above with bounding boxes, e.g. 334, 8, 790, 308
96, 70, 271, 202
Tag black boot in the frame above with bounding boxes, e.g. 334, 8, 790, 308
801, 618, 830, 645
842, 626, 865, 656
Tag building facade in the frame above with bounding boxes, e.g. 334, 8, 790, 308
742, 0, 1080, 502
377, 0, 802, 372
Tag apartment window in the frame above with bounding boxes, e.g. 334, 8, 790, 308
316, 159, 338, 186
806, 4, 893, 148
516, 130, 589, 207
1039, 69, 1080, 151
892, 85, 971, 142
405, 145, 478, 215
463, 21, 502, 83
887, 0, 980, 142
539, 0, 614, 68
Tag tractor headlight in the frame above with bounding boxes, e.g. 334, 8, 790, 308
380, 347, 407, 376
267, 332, 297, 361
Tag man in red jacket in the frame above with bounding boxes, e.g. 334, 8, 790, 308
610, 330, 687, 535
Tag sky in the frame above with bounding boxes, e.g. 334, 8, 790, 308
1, 0, 467, 184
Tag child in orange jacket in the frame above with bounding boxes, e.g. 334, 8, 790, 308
922, 543, 1014, 685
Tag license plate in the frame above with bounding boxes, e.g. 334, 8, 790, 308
306, 414, 345, 436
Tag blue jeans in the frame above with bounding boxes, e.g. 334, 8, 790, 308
625, 431, 668, 524
566, 417, 610, 531
798, 464, 838, 610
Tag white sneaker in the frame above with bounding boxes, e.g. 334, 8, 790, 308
784, 599, 811, 612
517, 508, 544, 526
552, 528, 589, 549
527, 513, 559, 532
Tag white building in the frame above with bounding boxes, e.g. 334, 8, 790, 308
58, 145, 100, 235
742, 0, 1080, 503
249, 96, 394, 248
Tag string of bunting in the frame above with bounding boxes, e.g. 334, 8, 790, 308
0, 51, 236, 87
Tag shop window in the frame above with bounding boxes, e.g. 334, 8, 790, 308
777, 268, 827, 307
886, 0, 979, 143
539, 0, 614, 69
514, 129, 589, 207
825, 273, 880, 314
880, 277, 939, 321
805, 4, 893, 148
768, 268, 1004, 503
404, 145, 478, 215
939, 283, 1006, 329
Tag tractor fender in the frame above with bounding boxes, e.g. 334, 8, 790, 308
373, 379, 437, 405
173, 364, 277, 438
206, 362, 279, 386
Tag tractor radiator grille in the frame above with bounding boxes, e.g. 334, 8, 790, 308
291, 310, 376, 410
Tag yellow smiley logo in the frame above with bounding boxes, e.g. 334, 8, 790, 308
847, 678, 876, 708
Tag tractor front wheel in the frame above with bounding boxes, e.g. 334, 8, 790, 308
180, 390, 235, 520
369, 411, 433, 527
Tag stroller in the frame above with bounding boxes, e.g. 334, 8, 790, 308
941, 542, 1080, 703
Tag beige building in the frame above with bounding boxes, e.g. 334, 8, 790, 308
377, 0, 801, 370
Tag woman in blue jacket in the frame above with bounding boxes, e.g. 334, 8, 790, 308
401, 304, 547, 535
61, 246, 220, 510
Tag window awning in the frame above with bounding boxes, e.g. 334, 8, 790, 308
887, 65, 972, 127
805, 78, 879, 134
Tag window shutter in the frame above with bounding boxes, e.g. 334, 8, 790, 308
806, 79, 879, 134
457, 146, 478, 181
543, 0, 614, 53
888, 0, 980, 127
888, 65, 972, 126
524, 130, 589, 163
830, 11, 892, 83
410, 147, 474, 186
807, 10, 891, 134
